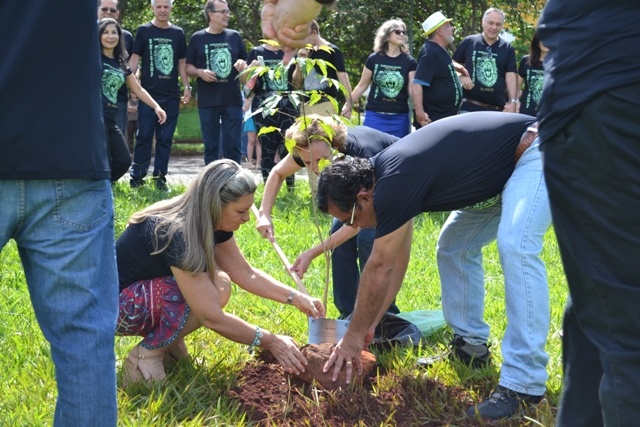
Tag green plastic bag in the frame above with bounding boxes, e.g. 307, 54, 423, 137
396, 310, 447, 337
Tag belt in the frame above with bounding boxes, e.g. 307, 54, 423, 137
514, 125, 538, 163
462, 98, 501, 111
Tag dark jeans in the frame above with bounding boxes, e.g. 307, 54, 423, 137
116, 100, 128, 138
131, 96, 179, 181
104, 114, 131, 182
198, 105, 243, 164
330, 219, 400, 318
254, 97, 296, 188
541, 82, 640, 427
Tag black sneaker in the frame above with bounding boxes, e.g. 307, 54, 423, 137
450, 334, 491, 368
153, 176, 168, 191
467, 385, 543, 420
129, 178, 145, 188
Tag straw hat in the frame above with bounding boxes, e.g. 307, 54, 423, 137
422, 11, 452, 36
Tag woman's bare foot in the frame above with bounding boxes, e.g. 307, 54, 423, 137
123, 344, 167, 387
163, 338, 190, 366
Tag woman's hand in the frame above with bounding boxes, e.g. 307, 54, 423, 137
292, 291, 325, 319
264, 334, 307, 375
155, 107, 167, 124
291, 250, 315, 278
256, 213, 275, 241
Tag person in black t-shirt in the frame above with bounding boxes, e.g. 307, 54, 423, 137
292, 20, 353, 117
453, 8, 518, 113
256, 115, 399, 318
116, 159, 325, 386
316, 113, 552, 419
538, 1, 640, 425
99, 18, 167, 182
413, 11, 465, 126
516, 32, 546, 117
186, 0, 248, 165
1, 2, 120, 424
350, 19, 417, 138
129, 0, 190, 190
98, 0, 134, 134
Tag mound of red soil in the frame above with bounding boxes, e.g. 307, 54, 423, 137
228, 350, 490, 427
293, 343, 377, 390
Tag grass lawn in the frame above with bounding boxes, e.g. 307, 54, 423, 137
0, 178, 567, 426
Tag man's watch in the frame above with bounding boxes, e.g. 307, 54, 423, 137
510, 98, 520, 104
185, 86, 192, 91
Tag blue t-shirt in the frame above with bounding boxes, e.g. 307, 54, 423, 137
371, 112, 535, 237
414, 40, 463, 121
537, 0, 640, 140
186, 28, 247, 108
0, 1, 109, 180
363, 52, 416, 114
453, 34, 517, 108
132, 22, 187, 98
116, 217, 233, 291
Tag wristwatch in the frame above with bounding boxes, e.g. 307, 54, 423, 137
315, 0, 336, 4
510, 98, 520, 104
185, 86, 192, 90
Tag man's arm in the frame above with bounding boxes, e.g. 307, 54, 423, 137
503, 71, 517, 112
128, 53, 141, 74
179, 58, 191, 104
323, 219, 414, 381
338, 71, 353, 118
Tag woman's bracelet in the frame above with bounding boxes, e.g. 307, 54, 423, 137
247, 326, 264, 354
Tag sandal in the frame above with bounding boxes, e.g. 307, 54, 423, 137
122, 345, 166, 387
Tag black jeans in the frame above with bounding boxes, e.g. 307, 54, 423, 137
541, 81, 640, 427
104, 114, 132, 182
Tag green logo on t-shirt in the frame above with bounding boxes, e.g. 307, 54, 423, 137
474, 52, 497, 88
149, 39, 175, 77
374, 69, 404, 99
101, 63, 124, 104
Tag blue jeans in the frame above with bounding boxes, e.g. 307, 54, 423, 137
330, 219, 399, 318
541, 82, 640, 427
0, 179, 119, 426
131, 96, 179, 181
199, 105, 243, 164
437, 138, 551, 396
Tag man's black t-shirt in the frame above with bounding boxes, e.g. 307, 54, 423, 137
247, 46, 293, 110
414, 40, 463, 121
132, 22, 187, 98
116, 29, 135, 104
537, 0, 640, 140
292, 126, 398, 167
0, 1, 109, 180
116, 217, 233, 291
371, 112, 535, 237
304, 43, 346, 99
453, 34, 516, 108
186, 28, 247, 108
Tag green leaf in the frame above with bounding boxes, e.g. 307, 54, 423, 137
257, 126, 280, 137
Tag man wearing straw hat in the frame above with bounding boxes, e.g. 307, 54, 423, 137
412, 11, 466, 127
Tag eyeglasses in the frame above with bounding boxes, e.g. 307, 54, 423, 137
392, 30, 407, 36
343, 203, 356, 227
100, 7, 118, 13
212, 9, 231, 15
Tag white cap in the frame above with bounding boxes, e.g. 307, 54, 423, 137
422, 11, 452, 36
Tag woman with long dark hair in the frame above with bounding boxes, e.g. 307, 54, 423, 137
99, 18, 166, 182
517, 31, 548, 117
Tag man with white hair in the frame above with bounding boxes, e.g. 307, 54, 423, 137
412, 11, 466, 126
453, 7, 518, 113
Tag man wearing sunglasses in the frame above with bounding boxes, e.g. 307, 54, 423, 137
98, 0, 134, 136
317, 111, 551, 420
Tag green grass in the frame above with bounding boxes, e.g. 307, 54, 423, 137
174, 105, 202, 141
0, 179, 567, 426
